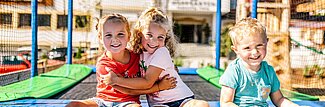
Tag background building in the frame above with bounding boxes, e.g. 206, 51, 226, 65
0, 0, 232, 67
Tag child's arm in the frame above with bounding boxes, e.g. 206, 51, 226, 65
103, 48, 174, 89
220, 85, 239, 107
113, 75, 176, 95
270, 90, 299, 107
112, 74, 177, 95
105, 65, 164, 89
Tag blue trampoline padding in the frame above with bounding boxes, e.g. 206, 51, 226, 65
178, 67, 198, 75
1, 99, 325, 107
292, 101, 325, 107
0, 99, 71, 107
0, 99, 71, 104
267, 101, 325, 107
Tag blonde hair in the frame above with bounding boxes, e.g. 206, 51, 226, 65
229, 17, 267, 46
130, 7, 178, 57
95, 14, 131, 40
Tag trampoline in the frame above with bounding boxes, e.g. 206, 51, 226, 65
1, 99, 325, 107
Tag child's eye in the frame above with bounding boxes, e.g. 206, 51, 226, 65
256, 44, 265, 48
146, 34, 153, 38
105, 34, 112, 38
244, 47, 250, 50
158, 36, 165, 40
118, 33, 125, 37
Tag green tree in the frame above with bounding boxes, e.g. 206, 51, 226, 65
173, 22, 182, 41
75, 47, 82, 59
220, 24, 233, 57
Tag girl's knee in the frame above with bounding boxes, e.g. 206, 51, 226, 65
65, 100, 98, 107
182, 99, 210, 107
126, 104, 141, 107
66, 101, 84, 107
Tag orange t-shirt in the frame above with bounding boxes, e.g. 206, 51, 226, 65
96, 50, 141, 104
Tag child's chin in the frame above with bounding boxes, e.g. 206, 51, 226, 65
249, 62, 262, 66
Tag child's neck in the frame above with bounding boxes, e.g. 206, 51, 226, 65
106, 50, 130, 64
240, 59, 261, 72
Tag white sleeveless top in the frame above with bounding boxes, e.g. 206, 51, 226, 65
139, 47, 194, 106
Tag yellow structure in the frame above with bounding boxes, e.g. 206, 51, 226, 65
296, 0, 325, 13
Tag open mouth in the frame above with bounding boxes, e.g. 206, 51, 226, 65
147, 44, 158, 49
250, 55, 260, 60
111, 44, 121, 48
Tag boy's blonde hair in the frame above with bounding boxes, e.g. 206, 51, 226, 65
131, 7, 178, 57
95, 14, 131, 39
229, 17, 267, 46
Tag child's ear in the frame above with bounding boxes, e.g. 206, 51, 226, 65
98, 35, 103, 44
231, 45, 238, 53
99, 39, 103, 44
137, 32, 144, 40
137, 32, 143, 36
127, 33, 131, 40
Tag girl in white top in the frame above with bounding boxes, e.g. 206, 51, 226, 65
105, 7, 210, 107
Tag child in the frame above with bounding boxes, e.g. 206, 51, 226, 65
66, 14, 176, 107
105, 8, 210, 107
219, 17, 299, 107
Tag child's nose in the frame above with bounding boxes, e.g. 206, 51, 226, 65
251, 48, 258, 54
112, 37, 119, 42
149, 37, 158, 43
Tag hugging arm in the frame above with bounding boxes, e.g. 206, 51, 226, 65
104, 48, 173, 89
100, 65, 163, 89
112, 74, 177, 95
114, 65, 163, 89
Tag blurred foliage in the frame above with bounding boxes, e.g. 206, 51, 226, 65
304, 65, 324, 78
173, 57, 184, 67
220, 24, 234, 57
41, 54, 48, 59
75, 47, 82, 59
173, 22, 182, 41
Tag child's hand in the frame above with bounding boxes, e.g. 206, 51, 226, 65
157, 74, 177, 91
100, 67, 118, 85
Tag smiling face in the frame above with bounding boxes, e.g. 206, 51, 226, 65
231, 32, 267, 71
141, 23, 167, 54
100, 21, 129, 54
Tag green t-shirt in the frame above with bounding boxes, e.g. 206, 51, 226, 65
219, 58, 280, 107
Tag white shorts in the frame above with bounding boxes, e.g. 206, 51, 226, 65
88, 97, 137, 107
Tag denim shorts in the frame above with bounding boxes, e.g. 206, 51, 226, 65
88, 97, 137, 107
160, 96, 195, 107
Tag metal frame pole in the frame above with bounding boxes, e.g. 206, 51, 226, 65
215, 0, 222, 69
31, 0, 38, 77
67, 0, 73, 64
251, 0, 258, 18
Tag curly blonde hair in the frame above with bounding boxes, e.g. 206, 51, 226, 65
95, 14, 131, 40
229, 17, 267, 46
130, 7, 178, 57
